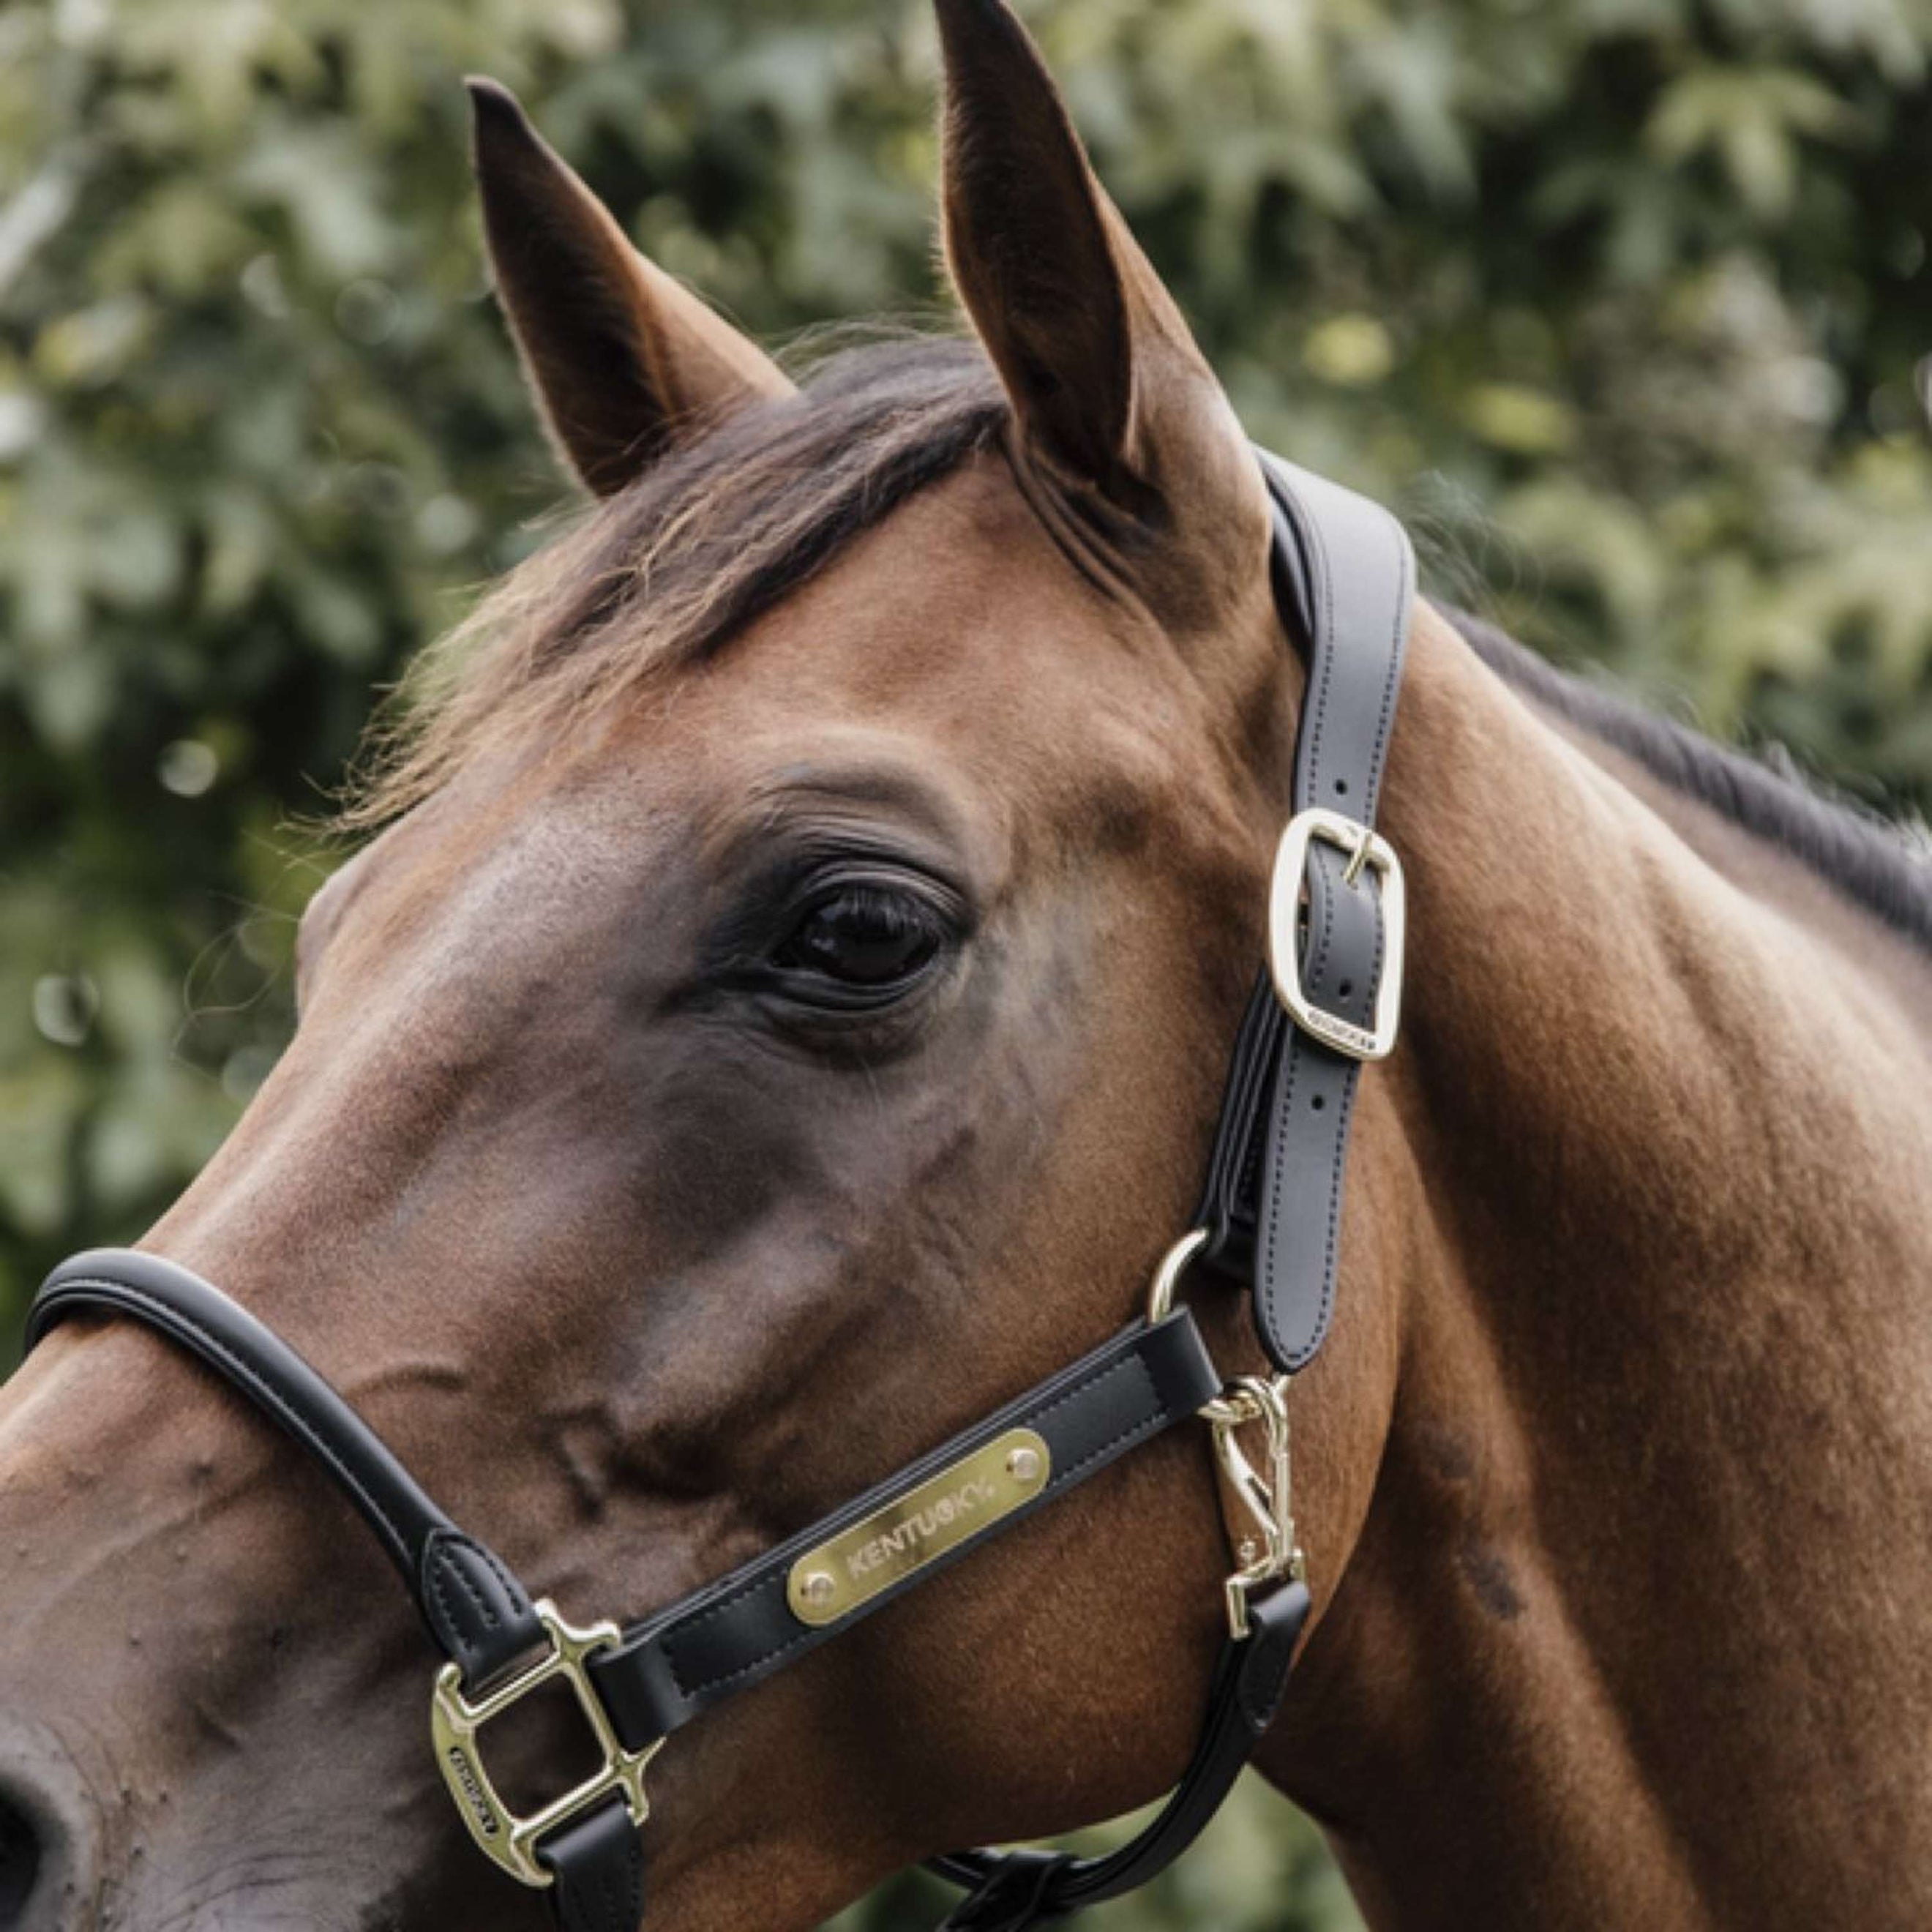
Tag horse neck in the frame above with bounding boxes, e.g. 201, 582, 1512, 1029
1260, 604, 1932, 1930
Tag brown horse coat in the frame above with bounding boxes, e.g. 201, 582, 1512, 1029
1, 3, 1928, 1928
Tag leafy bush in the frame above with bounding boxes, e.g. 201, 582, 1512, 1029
1, 0, 1927, 1922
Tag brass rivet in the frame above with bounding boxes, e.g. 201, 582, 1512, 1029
1237, 1539, 1259, 1565
1006, 1446, 1042, 1483
799, 1570, 836, 1607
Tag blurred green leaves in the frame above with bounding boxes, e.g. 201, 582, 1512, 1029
0, 0, 1928, 1916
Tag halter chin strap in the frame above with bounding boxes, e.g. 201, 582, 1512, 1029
23, 449, 1412, 1932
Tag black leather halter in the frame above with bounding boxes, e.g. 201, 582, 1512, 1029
24, 449, 1413, 1932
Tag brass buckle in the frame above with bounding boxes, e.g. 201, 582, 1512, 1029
430, 1600, 664, 1888
1268, 807, 1405, 1062
1202, 1376, 1305, 1639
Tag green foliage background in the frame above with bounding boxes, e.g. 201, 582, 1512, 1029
1, 0, 1928, 1922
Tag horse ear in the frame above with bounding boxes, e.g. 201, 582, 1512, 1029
934, 0, 1256, 542
467, 79, 793, 498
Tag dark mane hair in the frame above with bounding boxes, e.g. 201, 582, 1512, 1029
1449, 609, 1932, 948
349, 335, 1932, 951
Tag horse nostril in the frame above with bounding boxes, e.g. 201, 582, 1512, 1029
0, 1793, 41, 1928
0, 1718, 105, 1932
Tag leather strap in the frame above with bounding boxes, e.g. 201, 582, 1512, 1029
1193, 453, 1414, 1374
584, 1314, 1221, 1751
1268, 452, 1412, 828
27, 1248, 545, 1687
542, 1797, 647, 1932
927, 1579, 1311, 1929
1189, 973, 1280, 1281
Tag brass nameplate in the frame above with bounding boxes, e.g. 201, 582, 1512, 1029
786, 1429, 1051, 1627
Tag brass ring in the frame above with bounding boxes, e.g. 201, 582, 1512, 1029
1145, 1227, 1212, 1325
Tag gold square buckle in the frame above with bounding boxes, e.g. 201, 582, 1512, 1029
1268, 807, 1405, 1063
430, 1600, 662, 1888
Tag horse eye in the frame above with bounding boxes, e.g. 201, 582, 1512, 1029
774, 884, 945, 991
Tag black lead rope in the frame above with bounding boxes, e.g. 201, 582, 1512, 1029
926, 1579, 1310, 1931
23, 449, 1413, 1932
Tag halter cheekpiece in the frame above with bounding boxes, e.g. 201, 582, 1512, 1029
26, 449, 1415, 1932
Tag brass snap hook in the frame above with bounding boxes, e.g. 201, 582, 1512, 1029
1203, 1375, 1305, 1639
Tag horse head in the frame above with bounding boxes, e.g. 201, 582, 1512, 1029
0, 6, 1406, 1925
11, 4, 1928, 1930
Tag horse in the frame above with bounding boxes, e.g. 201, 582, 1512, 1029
3, 0, 1930, 1927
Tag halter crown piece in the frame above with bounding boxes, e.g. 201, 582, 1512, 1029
26, 449, 1415, 1932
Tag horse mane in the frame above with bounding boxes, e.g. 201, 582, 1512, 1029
1448, 608, 1932, 949
345, 337, 1008, 827
348, 334, 1932, 951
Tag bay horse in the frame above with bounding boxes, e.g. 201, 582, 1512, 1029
3, 1, 1931, 1928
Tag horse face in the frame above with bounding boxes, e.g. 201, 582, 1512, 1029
0, 6, 1313, 1927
